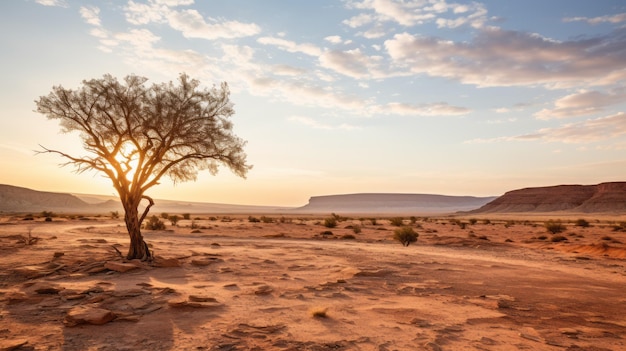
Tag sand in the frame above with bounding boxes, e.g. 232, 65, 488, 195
1, 214, 625, 350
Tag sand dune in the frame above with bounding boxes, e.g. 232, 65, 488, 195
1, 214, 625, 350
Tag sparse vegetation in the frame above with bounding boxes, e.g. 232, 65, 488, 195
310, 307, 329, 318
352, 224, 362, 234
161, 212, 169, 219
248, 216, 260, 223
575, 219, 590, 227
545, 220, 566, 234
469, 218, 478, 225
110, 211, 119, 219
183, 213, 191, 220
389, 217, 404, 226
393, 226, 419, 247
324, 217, 337, 228
144, 215, 165, 230
169, 215, 180, 226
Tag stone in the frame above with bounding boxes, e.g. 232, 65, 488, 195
152, 256, 181, 267
104, 261, 139, 273
0, 339, 29, 351
64, 306, 116, 327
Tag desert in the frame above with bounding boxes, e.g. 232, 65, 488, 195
1, 211, 625, 351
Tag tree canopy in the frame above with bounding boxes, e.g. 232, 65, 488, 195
35, 73, 251, 259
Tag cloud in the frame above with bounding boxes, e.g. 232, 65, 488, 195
319, 49, 385, 79
345, 0, 487, 28
535, 89, 626, 119
35, 0, 67, 7
384, 28, 626, 88
373, 102, 470, 116
124, 1, 260, 39
564, 13, 626, 25
257, 37, 322, 56
288, 116, 359, 130
167, 9, 260, 39
468, 112, 626, 144
80, 6, 101, 26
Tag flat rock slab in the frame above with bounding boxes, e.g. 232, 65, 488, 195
104, 261, 139, 273
0, 339, 29, 351
64, 306, 116, 327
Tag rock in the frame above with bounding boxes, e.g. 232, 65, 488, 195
188, 295, 218, 303
32, 282, 63, 295
104, 261, 139, 273
167, 298, 223, 309
191, 258, 223, 266
152, 256, 181, 267
254, 285, 273, 295
64, 306, 116, 327
0, 339, 28, 351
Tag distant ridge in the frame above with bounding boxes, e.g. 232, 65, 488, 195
0, 184, 90, 212
468, 182, 626, 213
294, 193, 497, 214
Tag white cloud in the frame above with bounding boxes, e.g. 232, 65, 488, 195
345, 0, 487, 28
564, 13, 626, 25
257, 37, 322, 56
384, 28, 626, 88
124, 1, 260, 39
325, 35, 343, 44
373, 101, 470, 116
535, 89, 626, 119
80, 6, 101, 26
168, 9, 260, 39
468, 112, 626, 144
35, 0, 67, 7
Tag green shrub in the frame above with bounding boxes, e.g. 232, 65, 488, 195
545, 220, 565, 234
145, 215, 165, 230
393, 226, 419, 247
389, 217, 404, 226
324, 217, 337, 228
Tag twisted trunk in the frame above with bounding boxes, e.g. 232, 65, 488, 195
122, 194, 154, 260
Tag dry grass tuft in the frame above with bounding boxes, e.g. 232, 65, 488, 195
310, 307, 329, 318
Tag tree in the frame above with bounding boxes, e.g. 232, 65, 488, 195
393, 226, 418, 247
35, 74, 251, 260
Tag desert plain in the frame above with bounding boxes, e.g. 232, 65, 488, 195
1, 213, 625, 351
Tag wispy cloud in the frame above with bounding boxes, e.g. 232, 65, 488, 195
35, 0, 68, 7
257, 37, 322, 56
467, 112, 626, 144
288, 116, 359, 130
535, 89, 626, 119
564, 13, 626, 25
80, 6, 101, 27
373, 102, 470, 117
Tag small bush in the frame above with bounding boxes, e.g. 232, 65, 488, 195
483, 219, 491, 225
145, 215, 166, 230
260, 216, 274, 223
389, 217, 404, 226
545, 220, 565, 234
248, 216, 260, 223
182, 213, 190, 220
352, 225, 362, 234
44, 217, 53, 222
160, 212, 169, 219
341, 234, 356, 240
310, 307, 328, 318
469, 218, 478, 225
110, 211, 120, 219
393, 226, 418, 247
370, 218, 378, 225
320, 230, 333, 236
169, 215, 180, 226
575, 219, 590, 228
324, 217, 337, 228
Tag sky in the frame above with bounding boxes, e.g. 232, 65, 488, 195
1, 0, 626, 207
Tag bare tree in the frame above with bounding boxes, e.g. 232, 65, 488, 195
35, 74, 251, 260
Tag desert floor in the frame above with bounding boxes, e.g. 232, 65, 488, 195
1, 213, 626, 351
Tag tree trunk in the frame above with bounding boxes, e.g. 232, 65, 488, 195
123, 199, 151, 261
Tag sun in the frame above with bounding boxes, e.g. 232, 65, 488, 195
113, 142, 141, 181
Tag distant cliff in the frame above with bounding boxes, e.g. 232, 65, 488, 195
295, 193, 497, 214
0, 184, 90, 212
469, 182, 626, 213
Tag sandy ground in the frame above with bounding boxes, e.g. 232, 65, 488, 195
1, 214, 626, 351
